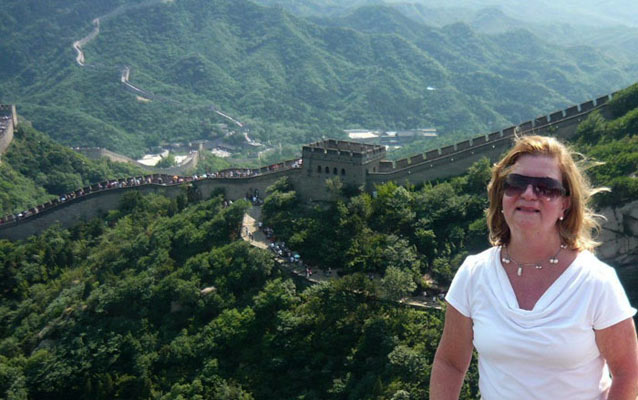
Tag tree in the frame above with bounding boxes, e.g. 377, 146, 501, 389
380, 266, 417, 302
155, 153, 177, 168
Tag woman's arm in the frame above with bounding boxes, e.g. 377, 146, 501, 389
595, 317, 638, 400
429, 304, 474, 400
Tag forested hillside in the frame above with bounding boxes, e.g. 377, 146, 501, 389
0, 84, 636, 400
260, 83, 638, 304
256, 0, 638, 65
0, 0, 635, 158
0, 193, 477, 399
0, 121, 238, 217
262, 0, 638, 28
0, 124, 145, 217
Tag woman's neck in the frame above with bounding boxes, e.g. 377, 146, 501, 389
507, 233, 563, 263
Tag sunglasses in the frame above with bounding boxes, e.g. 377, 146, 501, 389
503, 174, 568, 200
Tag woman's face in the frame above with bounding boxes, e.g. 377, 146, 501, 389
502, 154, 570, 241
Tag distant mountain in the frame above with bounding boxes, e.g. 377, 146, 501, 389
267, 0, 638, 64
0, 0, 635, 157
248, 0, 380, 17
253, 0, 638, 28
466, 7, 522, 35
385, 0, 638, 28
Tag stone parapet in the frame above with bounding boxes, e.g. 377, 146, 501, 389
0, 105, 17, 158
0, 85, 630, 240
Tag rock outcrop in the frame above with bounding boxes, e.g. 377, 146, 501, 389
598, 200, 638, 271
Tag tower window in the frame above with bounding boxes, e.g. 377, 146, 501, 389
341, 168, 346, 176
325, 166, 329, 173
333, 168, 338, 175
317, 165, 322, 173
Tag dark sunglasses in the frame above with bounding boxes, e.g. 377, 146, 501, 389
503, 174, 568, 200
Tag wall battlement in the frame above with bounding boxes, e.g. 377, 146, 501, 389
371, 93, 612, 183
0, 85, 628, 240
0, 105, 17, 159
302, 140, 386, 164
0, 164, 303, 241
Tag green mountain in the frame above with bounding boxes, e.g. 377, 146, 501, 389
1, 84, 637, 400
0, 0, 636, 157
266, 1, 638, 66
393, 5, 638, 65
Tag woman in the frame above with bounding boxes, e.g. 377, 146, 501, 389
430, 135, 638, 399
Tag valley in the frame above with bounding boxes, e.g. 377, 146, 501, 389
2, 0, 636, 159
0, 1, 637, 397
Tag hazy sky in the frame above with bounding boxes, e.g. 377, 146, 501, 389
390, 0, 638, 27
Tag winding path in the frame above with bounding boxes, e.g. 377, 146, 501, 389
240, 205, 440, 310
71, 1, 251, 132
73, 18, 100, 66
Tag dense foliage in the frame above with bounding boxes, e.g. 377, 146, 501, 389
261, 83, 638, 304
0, 87, 636, 398
0, 0, 636, 157
574, 83, 638, 207
263, 161, 490, 290
0, 192, 480, 399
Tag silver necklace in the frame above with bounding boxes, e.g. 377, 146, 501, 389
501, 244, 567, 277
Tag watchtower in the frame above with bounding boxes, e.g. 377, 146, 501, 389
295, 139, 386, 200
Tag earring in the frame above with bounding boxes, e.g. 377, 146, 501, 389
501, 209, 504, 214
559, 216, 564, 221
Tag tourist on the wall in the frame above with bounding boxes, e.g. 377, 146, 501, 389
430, 135, 638, 399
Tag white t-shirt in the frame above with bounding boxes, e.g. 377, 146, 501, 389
446, 247, 636, 400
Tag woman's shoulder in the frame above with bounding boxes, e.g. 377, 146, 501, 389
458, 247, 500, 274
573, 250, 621, 283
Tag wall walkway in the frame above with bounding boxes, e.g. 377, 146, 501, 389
240, 205, 438, 310
0, 85, 628, 240
0, 162, 303, 241
369, 93, 613, 186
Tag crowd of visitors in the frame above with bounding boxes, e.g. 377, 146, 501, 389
0, 115, 11, 133
0, 157, 304, 227
259, 223, 335, 283
0, 174, 177, 225
212, 158, 302, 179
245, 189, 263, 206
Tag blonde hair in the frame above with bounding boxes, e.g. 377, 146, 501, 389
486, 135, 607, 251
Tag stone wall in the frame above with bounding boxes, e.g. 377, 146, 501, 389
0, 87, 631, 240
597, 200, 638, 300
0, 105, 16, 158
76, 147, 137, 164
0, 167, 303, 241
196, 168, 302, 200
367, 135, 515, 188
0, 184, 184, 241
0, 119, 14, 158
370, 94, 612, 186
597, 200, 638, 270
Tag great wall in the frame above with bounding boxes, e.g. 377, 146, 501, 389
73, 1, 248, 130
0, 85, 624, 241
0, 105, 17, 159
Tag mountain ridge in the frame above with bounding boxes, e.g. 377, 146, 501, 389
0, 0, 635, 157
